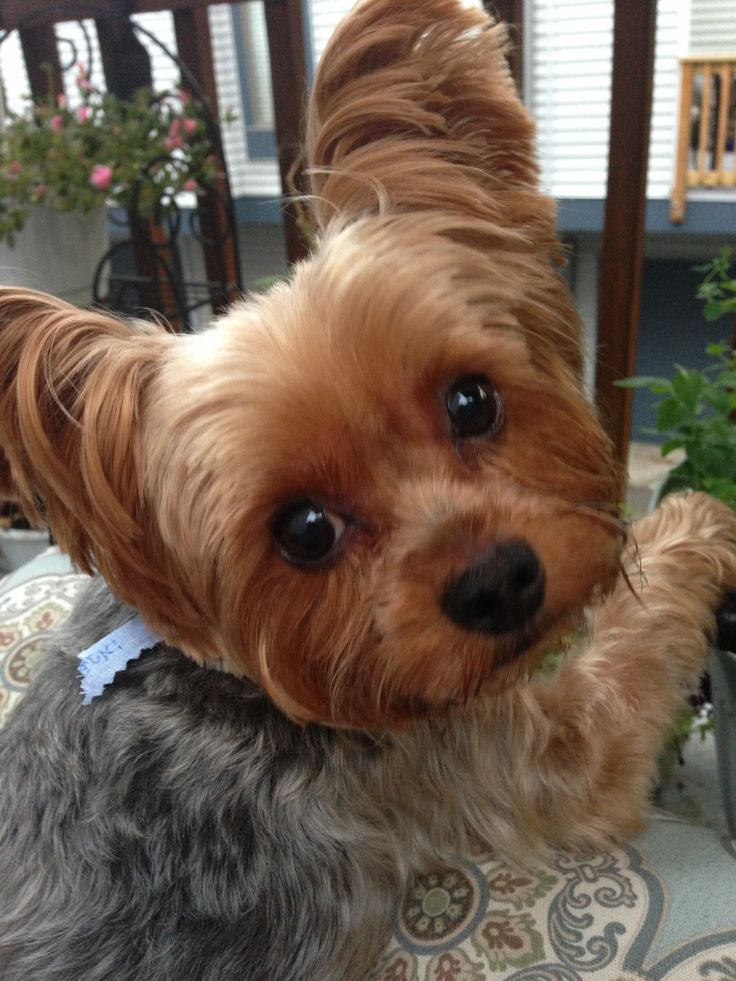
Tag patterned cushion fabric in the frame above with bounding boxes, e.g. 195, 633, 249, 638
1, 550, 735, 977
366, 815, 736, 979
0, 547, 87, 725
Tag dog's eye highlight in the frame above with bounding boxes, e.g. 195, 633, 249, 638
446, 376, 504, 437
273, 500, 345, 566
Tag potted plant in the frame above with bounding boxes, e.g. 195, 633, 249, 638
617, 246, 736, 834
0, 65, 218, 305
616, 250, 736, 508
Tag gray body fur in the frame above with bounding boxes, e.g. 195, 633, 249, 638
0, 581, 412, 980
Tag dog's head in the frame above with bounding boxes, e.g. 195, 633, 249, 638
0, 0, 622, 728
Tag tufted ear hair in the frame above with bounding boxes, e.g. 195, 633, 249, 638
0, 287, 178, 615
306, 0, 555, 244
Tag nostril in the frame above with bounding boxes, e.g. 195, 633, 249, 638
441, 539, 545, 636
463, 587, 501, 622
513, 560, 539, 591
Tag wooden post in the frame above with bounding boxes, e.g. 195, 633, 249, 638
671, 60, 694, 223
594, 0, 657, 482
173, 6, 242, 310
263, 0, 311, 264
715, 64, 731, 180
18, 22, 62, 102
95, 12, 185, 325
483, 0, 524, 98
697, 64, 713, 176
95, 12, 153, 98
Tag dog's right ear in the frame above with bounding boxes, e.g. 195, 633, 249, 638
0, 287, 174, 603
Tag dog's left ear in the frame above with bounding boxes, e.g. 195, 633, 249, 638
306, 0, 551, 242
0, 287, 181, 622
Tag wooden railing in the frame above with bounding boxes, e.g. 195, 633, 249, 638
671, 55, 736, 223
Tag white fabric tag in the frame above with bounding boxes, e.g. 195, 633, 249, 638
77, 616, 162, 704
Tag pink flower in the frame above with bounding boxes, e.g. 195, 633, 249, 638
164, 135, 184, 152
169, 119, 181, 137
89, 164, 113, 190
8, 161, 21, 175
77, 105, 91, 123
50, 115, 63, 133
57, 93, 68, 109
183, 179, 198, 192
182, 117, 197, 135
33, 183, 46, 198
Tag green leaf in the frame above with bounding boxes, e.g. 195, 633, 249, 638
615, 375, 670, 390
705, 388, 732, 414
706, 342, 728, 357
702, 476, 736, 508
705, 298, 736, 322
656, 398, 692, 432
672, 368, 704, 410
688, 443, 736, 479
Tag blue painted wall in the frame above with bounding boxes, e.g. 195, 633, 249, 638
631, 258, 731, 442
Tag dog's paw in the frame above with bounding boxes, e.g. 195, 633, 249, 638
629, 491, 736, 590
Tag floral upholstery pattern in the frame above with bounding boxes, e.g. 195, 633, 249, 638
367, 819, 736, 979
0, 548, 87, 725
1, 549, 735, 978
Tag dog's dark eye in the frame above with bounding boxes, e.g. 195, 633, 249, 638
272, 500, 345, 566
446, 376, 504, 437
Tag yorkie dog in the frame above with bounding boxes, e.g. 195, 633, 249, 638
0, 0, 735, 978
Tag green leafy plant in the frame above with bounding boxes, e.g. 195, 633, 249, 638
617, 249, 736, 761
697, 245, 736, 322
616, 248, 736, 509
0, 66, 219, 244
667, 703, 715, 765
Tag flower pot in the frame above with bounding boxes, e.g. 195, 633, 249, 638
0, 204, 109, 306
0, 527, 51, 574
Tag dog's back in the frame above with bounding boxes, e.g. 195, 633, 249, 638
0, 582, 398, 980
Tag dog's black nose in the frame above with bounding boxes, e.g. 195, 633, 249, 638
441, 540, 545, 635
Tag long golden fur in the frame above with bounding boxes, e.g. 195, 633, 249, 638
0, 0, 735, 866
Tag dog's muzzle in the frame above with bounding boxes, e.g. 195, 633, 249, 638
441, 539, 545, 636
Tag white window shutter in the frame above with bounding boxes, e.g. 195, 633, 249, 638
690, 0, 736, 53
308, 0, 355, 67
529, 0, 688, 201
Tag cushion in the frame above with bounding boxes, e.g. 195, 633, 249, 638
0, 546, 87, 724
367, 815, 736, 979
